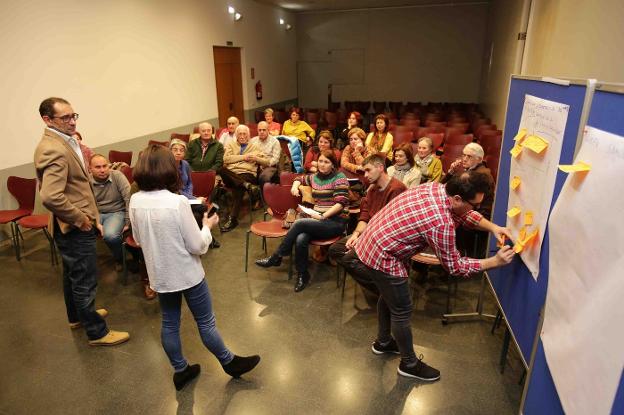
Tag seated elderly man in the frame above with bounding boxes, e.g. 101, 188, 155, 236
442, 142, 495, 257
219, 125, 263, 232
218, 116, 240, 147
90, 154, 137, 272
250, 121, 281, 190
186, 122, 224, 172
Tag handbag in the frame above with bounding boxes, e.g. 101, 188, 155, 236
282, 208, 299, 229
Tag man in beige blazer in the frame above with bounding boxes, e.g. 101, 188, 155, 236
34, 97, 129, 346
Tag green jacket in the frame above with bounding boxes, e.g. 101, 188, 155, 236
185, 138, 224, 172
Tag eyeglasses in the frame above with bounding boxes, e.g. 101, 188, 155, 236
461, 153, 475, 159
52, 113, 79, 123
463, 198, 481, 210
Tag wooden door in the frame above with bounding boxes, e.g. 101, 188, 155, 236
213, 46, 244, 127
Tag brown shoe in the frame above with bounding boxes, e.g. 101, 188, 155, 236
144, 284, 157, 300
88, 330, 130, 346
69, 308, 109, 329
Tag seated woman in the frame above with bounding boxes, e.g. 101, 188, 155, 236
170, 139, 219, 248
281, 106, 315, 147
304, 130, 341, 173
366, 114, 394, 162
340, 127, 370, 175
264, 108, 281, 136
129, 145, 260, 391
414, 136, 443, 183
337, 111, 362, 150
255, 150, 349, 292
387, 143, 421, 188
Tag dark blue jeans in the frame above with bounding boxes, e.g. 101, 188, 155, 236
158, 279, 234, 372
341, 250, 417, 365
276, 217, 346, 273
54, 226, 108, 340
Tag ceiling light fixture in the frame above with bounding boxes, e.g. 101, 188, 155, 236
234, 12, 242, 21
228, 6, 235, 14
279, 18, 285, 25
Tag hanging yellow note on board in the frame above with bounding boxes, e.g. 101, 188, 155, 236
522, 229, 539, 246
523, 135, 549, 154
558, 161, 591, 173
525, 211, 534, 225
510, 144, 523, 158
513, 241, 525, 253
514, 128, 527, 143
511, 176, 521, 190
507, 207, 521, 218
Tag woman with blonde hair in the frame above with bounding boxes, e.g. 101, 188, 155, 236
414, 136, 443, 183
264, 108, 281, 136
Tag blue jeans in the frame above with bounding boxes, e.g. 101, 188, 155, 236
100, 211, 125, 263
341, 250, 417, 365
158, 279, 234, 372
276, 217, 346, 273
54, 225, 108, 340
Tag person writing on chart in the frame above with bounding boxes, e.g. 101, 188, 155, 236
339, 170, 515, 382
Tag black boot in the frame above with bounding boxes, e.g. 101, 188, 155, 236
223, 355, 261, 378
209, 238, 221, 249
220, 216, 238, 233
173, 364, 201, 390
255, 254, 282, 268
294, 271, 311, 292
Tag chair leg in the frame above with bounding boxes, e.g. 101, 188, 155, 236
12, 222, 21, 261
245, 231, 250, 272
446, 273, 452, 315
121, 242, 128, 285
262, 236, 267, 254
42, 228, 58, 266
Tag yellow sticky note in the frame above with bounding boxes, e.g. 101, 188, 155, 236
511, 176, 521, 190
558, 161, 591, 173
513, 128, 527, 143
523, 135, 549, 154
507, 207, 521, 218
510, 144, 523, 158
524, 211, 534, 226
513, 241, 525, 253
522, 229, 539, 246
518, 226, 527, 241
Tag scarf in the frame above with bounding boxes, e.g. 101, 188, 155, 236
315, 168, 337, 182
415, 154, 434, 177
392, 163, 412, 182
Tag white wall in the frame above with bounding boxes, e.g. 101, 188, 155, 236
479, 0, 624, 128
295, 3, 489, 108
0, 0, 297, 171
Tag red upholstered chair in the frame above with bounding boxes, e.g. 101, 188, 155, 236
246, 123, 258, 138
16, 213, 58, 265
445, 133, 474, 146
170, 133, 190, 143
279, 172, 300, 186
148, 140, 169, 147
305, 111, 320, 125
441, 144, 465, 173
108, 150, 133, 166
324, 111, 338, 130
245, 184, 300, 272
0, 176, 36, 260
392, 129, 415, 148
479, 131, 503, 155
427, 133, 445, 154
120, 166, 134, 184
190, 171, 217, 200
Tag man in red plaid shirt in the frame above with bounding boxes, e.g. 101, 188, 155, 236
341, 170, 514, 381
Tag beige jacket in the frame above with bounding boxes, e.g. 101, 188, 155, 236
34, 128, 99, 234
387, 165, 422, 189
223, 141, 263, 175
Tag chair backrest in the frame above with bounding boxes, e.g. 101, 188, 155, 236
426, 120, 447, 128
263, 183, 301, 220
190, 171, 216, 199
109, 150, 133, 166
484, 154, 500, 182
246, 123, 258, 138
148, 140, 169, 147
445, 133, 473, 146
305, 111, 320, 125
392, 130, 415, 148
441, 144, 465, 173
479, 131, 503, 154
427, 133, 445, 151
279, 172, 300, 186
170, 133, 190, 143
324, 111, 338, 128
7, 176, 36, 212
120, 166, 134, 184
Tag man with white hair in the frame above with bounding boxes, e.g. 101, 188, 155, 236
250, 121, 281, 190
219, 124, 262, 232
186, 122, 224, 172
218, 116, 240, 147
442, 142, 495, 256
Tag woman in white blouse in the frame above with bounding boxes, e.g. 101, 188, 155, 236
129, 145, 260, 390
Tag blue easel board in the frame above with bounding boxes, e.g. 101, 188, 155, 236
523, 86, 624, 414
487, 77, 587, 364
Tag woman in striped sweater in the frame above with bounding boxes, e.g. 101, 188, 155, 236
255, 150, 349, 292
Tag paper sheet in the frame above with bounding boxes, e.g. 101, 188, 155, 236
298, 204, 318, 217
544, 126, 624, 415
506, 94, 569, 279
